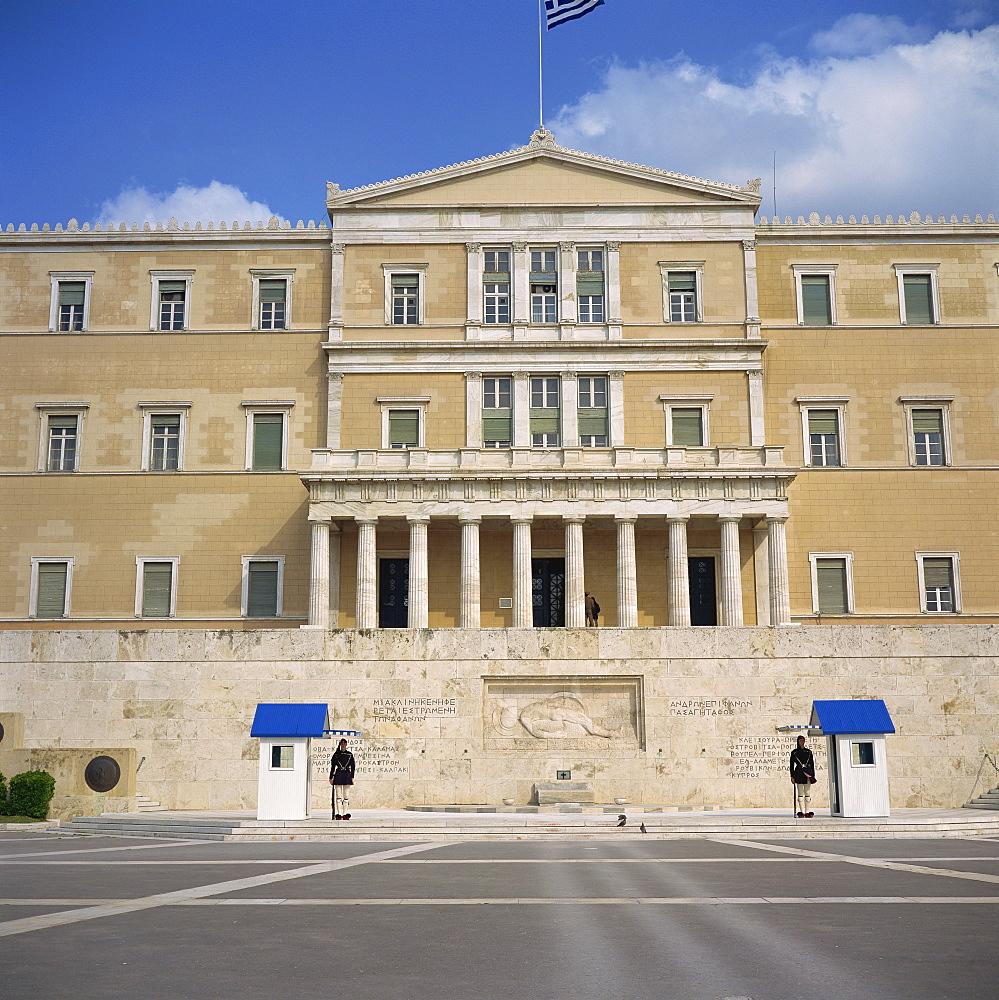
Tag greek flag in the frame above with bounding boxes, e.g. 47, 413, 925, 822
545, 0, 605, 30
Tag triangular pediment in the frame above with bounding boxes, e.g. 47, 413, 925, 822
327, 130, 760, 211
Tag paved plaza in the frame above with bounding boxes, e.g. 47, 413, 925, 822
2, 830, 998, 999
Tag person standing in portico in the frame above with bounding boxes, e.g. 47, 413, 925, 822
585, 592, 600, 627
329, 738, 356, 820
790, 734, 816, 818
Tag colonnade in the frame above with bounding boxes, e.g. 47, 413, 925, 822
306, 513, 791, 629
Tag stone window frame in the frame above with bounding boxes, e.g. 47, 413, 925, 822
659, 394, 713, 447
134, 556, 180, 619
791, 264, 838, 325
29, 556, 74, 619
240, 554, 286, 618
796, 396, 849, 468
250, 269, 295, 331
149, 270, 195, 332
893, 263, 940, 325
899, 395, 954, 468
48, 271, 94, 333
35, 401, 90, 472
915, 551, 961, 614
808, 551, 855, 615
242, 400, 295, 471
378, 396, 430, 450
383, 263, 428, 326
659, 260, 705, 324
138, 401, 192, 472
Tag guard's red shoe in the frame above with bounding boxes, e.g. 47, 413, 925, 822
806, 812, 814, 818
344, 813, 351, 820
334, 814, 341, 820
796, 812, 804, 818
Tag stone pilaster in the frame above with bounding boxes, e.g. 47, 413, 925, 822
355, 517, 378, 629
719, 515, 744, 626
767, 515, 792, 625
459, 515, 481, 628
511, 516, 533, 627
407, 516, 429, 628
307, 518, 330, 628
564, 515, 586, 627
615, 514, 638, 627
667, 515, 691, 626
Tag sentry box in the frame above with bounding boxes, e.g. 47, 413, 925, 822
809, 699, 896, 818
251, 703, 330, 821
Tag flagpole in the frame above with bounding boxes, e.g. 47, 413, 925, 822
537, 0, 544, 129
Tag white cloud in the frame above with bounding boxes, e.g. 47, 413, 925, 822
550, 22, 999, 218
811, 14, 928, 56
96, 181, 279, 226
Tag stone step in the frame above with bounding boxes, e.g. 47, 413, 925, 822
963, 785, 999, 810
135, 794, 168, 813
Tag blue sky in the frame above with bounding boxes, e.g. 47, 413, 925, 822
1, 0, 996, 225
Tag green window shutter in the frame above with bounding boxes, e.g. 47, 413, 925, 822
58, 282, 85, 305
530, 409, 560, 435
530, 272, 557, 282
152, 414, 180, 431
800, 275, 831, 324
903, 274, 933, 324
389, 410, 420, 447
482, 412, 512, 442
576, 275, 604, 295
247, 562, 279, 617
36, 563, 68, 618
671, 408, 703, 446
912, 409, 943, 434
807, 410, 838, 435
923, 558, 953, 588
252, 413, 284, 470
668, 272, 696, 292
483, 272, 510, 283
142, 563, 173, 617
392, 274, 419, 289
159, 280, 186, 295
258, 279, 286, 302
816, 558, 848, 613
48, 414, 77, 429
578, 407, 608, 436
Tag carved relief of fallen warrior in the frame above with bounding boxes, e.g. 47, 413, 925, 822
517, 692, 616, 739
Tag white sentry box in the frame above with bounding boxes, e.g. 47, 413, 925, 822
251, 704, 329, 821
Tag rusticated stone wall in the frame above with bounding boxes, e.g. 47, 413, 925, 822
1, 625, 996, 814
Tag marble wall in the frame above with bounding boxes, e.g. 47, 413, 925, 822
1, 625, 996, 814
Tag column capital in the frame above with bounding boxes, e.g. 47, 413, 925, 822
331, 242, 346, 254
464, 371, 482, 381
559, 240, 576, 252
766, 514, 788, 525
614, 513, 639, 524
742, 239, 757, 252
327, 370, 344, 382
512, 241, 527, 253
354, 515, 378, 526
406, 515, 431, 525
510, 514, 534, 525
666, 514, 690, 525
562, 514, 586, 524
308, 515, 332, 525
560, 369, 578, 380
747, 368, 763, 381
458, 513, 482, 525
606, 240, 621, 251
513, 371, 531, 382
718, 514, 743, 524
465, 242, 482, 254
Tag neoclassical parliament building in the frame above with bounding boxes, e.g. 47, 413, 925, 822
1, 131, 997, 813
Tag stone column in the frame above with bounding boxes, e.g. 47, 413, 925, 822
329, 242, 345, 335
718, 515, 744, 626
326, 371, 343, 449
511, 516, 533, 627
328, 523, 341, 627
608, 371, 625, 447
564, 515, 586, 627
459, 515, 482, 628
615, 515, 638, 627
560, 371, 578, 448
767, 515, 792, 625
606, 241, 622, 323
747, 369, 765, 447
512, 242, 529, 324
408, 516, 430, 629
559, 241, 576, 324
465, 371, 482, 448
307, 517, 330, 628
512, 372, 531, 448
465, 242, 483, 325
667, 515, 691, 626
742, 239, 761, 339
355, 516, 378, 629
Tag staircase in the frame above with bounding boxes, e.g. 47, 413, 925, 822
965, 785, 999, 810
135, 793, 168, 813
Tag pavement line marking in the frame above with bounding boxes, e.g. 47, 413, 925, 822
711, 838, 999, 886
0, 841, 442, 940
0, 839, 203, 861
1, 860, 338, 866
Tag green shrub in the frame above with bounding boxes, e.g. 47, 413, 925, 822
8, 771, 56, 820
0, 772, 7, 816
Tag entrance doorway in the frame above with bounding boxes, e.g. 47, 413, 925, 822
532, 557, 565, 627
378, 558, 409, 628
688, 556, 718, 626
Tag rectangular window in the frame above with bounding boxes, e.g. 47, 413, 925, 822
671, 408, 704, 447
137, 559, 177, 618
912, 408, 945, 466
484, 283, 510, 324
530, 376, 560, 447
31, 559, 72, 619
57, 282, 86, 331
668, 271, 697, 322
270, 745, 294, 769
851, 741, 875, 766
47, 414, 78, 471
158, 280, 187, 330
530, 248, 557, 323
258, 279, 287, 329
243, 557, 284, 618
482, 376, 512, 448
902, 274, 934, 324
576, 249, 604, 323
808, 409, 841, 466
149, 414, 181, 471
388, 409, 420, 449
391, 274, 420, 325
252, 412, 285, 470
577, 376, 608, 446
810, 554, 853, 614
918, 553, 959, 613
800, 275, 832, 324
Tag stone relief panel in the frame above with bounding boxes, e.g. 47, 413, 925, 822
483, 676, 644, 751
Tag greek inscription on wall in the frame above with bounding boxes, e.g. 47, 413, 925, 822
729, 736, 827, 778
669, 698, 756, 717
372, 698, 457, 723
311, 739, 410, 778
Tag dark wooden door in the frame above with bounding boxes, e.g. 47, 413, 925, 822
378, 558, 409, 628
688, 556, 718, 626
532, 557, 565, 627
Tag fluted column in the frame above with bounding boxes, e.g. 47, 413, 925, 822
511, 516, 533, 627
459, 515, 481, 628
615, 515, 638, 627
564, 515, 586, 627
307, 518, 331, 628
407, 516, 430, 628
719, 515, 744, 626
355, 516, 378, 629
328, 523, 341, 627
667, 515, 691, 626
767, 515, 792, 625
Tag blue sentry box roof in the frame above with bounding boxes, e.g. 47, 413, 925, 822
809, 699, 895, 735
250, 703, 329, 738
